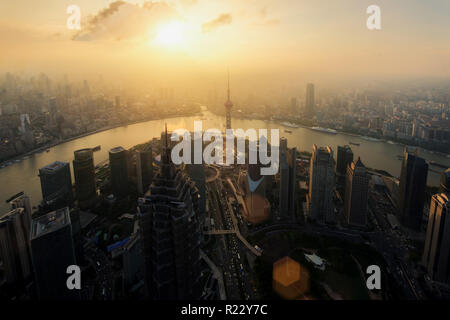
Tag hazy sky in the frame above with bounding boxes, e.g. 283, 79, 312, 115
1, 0, 449, 83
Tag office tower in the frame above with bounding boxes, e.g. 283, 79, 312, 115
122, 233, 143, 294
48, 97, 58, 126
136, 147, 153, 195
291, 97, 297, 114
9, 193, 32, 232
0, 208, 32, 284
305, 83, 315, 117
39, 161, 74, 210
109, 146, 129, 198
30, 207, 80, 300
69, 208, 84, 266
244, 161, 271, 224
344, 157, 369, 227
224, 71, 233, 130
440, 168, 450, 193
422, 193, 450, 284
73, 149, 97, 209
336, 145, 353, 179
279, 138, 297, 219
397, 150, 428, 231
138, 127, 202, 299
307, 145, 335, 224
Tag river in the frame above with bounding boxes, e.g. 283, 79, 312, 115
1, 110, 449, 214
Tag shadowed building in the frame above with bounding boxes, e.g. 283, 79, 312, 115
38, 161, 74, 211
73, 149, 97, 209
422, 193, 450, 284
307, 145, 335, 224
138, 127, 202, 300
109, 146, 129, 198
279, 138, 296, 219
344, 157, 369, 227
336, 145, 353, 186
0, 208, 32, 285
136, 147, 153, 195
397, 149, 428, 231
30, 207, 80, 300
440, 168, 450, 193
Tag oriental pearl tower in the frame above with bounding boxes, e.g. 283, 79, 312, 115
224, 70, 233, 130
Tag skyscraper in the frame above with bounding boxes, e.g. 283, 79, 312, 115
422, 193, 450, 284
224, 71, 233, 130
0, 208, 32, 284
336, 145, 353, 180
138, 127, 202, 299
291, 97, 297, 115
73, 148, 97, 209
344, 157, 369, 227
305, 83, 315, 117
307, 145, 335, 224
30, 207, 80, 300
38, 161, 73, 211
397, 150, 428, 231
136, 147, 153, 195
279, 138, 297, 219
440, 168, 450, 193
109, 146, 129, 198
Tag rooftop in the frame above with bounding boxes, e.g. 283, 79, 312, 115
40, 161, 68, 173
31, 207, 71, 239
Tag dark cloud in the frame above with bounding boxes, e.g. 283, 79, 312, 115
73, 1, 178, 41
201, 13, 232, 33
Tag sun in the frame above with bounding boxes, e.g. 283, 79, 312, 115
154, 22, 185, 47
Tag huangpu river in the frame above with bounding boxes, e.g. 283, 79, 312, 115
0, 109, 449, 214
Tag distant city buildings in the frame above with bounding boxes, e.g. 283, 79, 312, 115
307, 145, 335, 224
73, 149, 97, 209
344, 157, 369, 227
305, 83, 315, 117
30, 207, 80, 300
423, 193, 450, 284
397, 149, 428, 231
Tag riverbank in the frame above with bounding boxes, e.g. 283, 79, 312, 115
0, 111, 202, 169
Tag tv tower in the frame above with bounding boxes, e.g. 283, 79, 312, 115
224, 70, 233, 130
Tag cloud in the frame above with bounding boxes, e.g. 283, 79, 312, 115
201, 13, 232, 33
73, 1, 179, 41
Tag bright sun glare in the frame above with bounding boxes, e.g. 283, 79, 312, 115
154, 22, 184, 46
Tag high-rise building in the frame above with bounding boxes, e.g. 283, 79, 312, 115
336, 145, 353, 181
224, 71, 233, 130
305, 83, 315, 117
422, 193, 450, 284
136, 147, 153, 195
0, 208, 32, 284
397, 150, 428, 231
109, 146, 129, 198
38, 161, 74, 211
279, 138, 297, 219
138, 128, 202, 299
30, 207, 80, 300
440, 168, 450, 193
307, 145, 335, 224
291, 97, 297, 115
73, 149, 96, 209
344, 157, 369, 227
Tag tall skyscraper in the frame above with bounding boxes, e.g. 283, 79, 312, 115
422, 193, 450, 284
136, 147, 153, 195
336, 145, 353, 179
138, 127, 202, 299
73, 149, 97, 209
109, 146, 129, 198
307, 145, 335, 224
344, 157, 369, 227
291, 97, 297, 115
397, 150, 428, 231
30, 207, 80, 300
224, 71, 233, 130
38, 161, 73, 211
440, 168, 450, 193
305, 83, 315, 117
279, 138, 297, 219
0, 208, 32, 284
